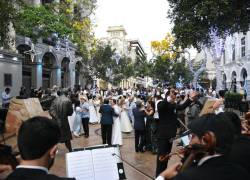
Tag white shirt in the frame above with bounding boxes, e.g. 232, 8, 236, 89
155, 175, 164, 180
154, 99, 162, 119
2, 91, 11, 105
17, 165, 49, 174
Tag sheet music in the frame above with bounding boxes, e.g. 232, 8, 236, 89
66, 146, 121, 180
92, 147, 119, 180
66, 150, 95, 180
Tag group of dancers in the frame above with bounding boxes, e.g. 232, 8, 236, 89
69, 93, 134, 146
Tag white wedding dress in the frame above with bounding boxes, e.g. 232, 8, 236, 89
112, 105, 122, 145
89, 100, 98, 124
120, 104, 133, 133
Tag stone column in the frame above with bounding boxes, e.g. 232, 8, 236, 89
69, 63, 75, 90
51, 65, 61, 87
31, 62, 42, 89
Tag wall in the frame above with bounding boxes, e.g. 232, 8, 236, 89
0, 58, 22, 102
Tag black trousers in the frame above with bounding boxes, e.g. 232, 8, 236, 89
101, 124, 112, 145
155, 138, 173, 177
82, 117, 89, 136
134, 130, 146, 152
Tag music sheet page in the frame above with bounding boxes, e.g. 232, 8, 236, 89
66, 147, 120, 180
92, 147, 119, 180
66, 150, 95, 180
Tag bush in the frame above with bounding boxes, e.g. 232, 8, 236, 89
225, 92, 243, 109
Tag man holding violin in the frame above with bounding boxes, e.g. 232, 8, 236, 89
156, 113, 250, 180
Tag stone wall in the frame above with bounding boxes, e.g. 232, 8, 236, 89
0, 51, 22, 102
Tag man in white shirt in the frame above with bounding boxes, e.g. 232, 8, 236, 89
1, 88, 11, 108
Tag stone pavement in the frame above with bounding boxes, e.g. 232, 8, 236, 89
50, 124, 156, 180
1, 123, 181, 180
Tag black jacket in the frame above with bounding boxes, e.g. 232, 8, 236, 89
157, 98, 192, 139
228, 135, 250, 173
133, 108, 146, 131
6, 168, 75, 180
174, 156, 250, 180
99, 104, 115, 125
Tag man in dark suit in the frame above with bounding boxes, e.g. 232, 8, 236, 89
99, 98, 116, 145
133, 100, 147, 152
156, 89, 197, 176
50, 89, 73, 152
6, 116, 75, 180
156, 113, 250, 180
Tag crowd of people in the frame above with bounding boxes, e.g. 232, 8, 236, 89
1, 84, 250, 180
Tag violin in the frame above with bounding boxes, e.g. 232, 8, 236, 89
159, 131, 217, 171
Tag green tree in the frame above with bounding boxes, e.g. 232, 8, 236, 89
15, 5, 72, 42
151, 56, 192, 85
90, 43, 136, 85
168, 0, 250, 49
15, 0, 95, 60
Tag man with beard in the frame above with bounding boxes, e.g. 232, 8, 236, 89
6, 116, 75, 180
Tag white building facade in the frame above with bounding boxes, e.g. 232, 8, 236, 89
194, 30, 250, 99
221, 31, 250, 99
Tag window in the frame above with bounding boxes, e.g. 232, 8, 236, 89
241, 37, 246, 57
4, 74, 12, 86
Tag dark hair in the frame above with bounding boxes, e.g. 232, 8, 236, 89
112, 99, 117, 104
103, 98, 109, 104
222, 112, 241, 136
189, 113, 234, 154
218, 90, 225, 98
18, 116, 61, 160
5, 87, 10, 92
147, 100, 155, 112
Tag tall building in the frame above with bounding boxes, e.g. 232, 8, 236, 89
99, 25, 148, 88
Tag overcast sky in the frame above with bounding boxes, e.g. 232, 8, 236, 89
93, 0, 172, 59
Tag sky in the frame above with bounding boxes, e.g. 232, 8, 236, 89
93, 0, 173, 59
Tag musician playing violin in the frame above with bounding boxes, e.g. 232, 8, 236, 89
156, 113, 250, 180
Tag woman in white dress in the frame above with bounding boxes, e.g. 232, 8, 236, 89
89, 98, 99, 124
119, 97, 133, 133
94, 95, 102, 123
111, 98, 122, 145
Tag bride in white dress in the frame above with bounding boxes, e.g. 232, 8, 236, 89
89, 98, 98, 124
111, 99, 122, 145
119, 97, 133, 133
